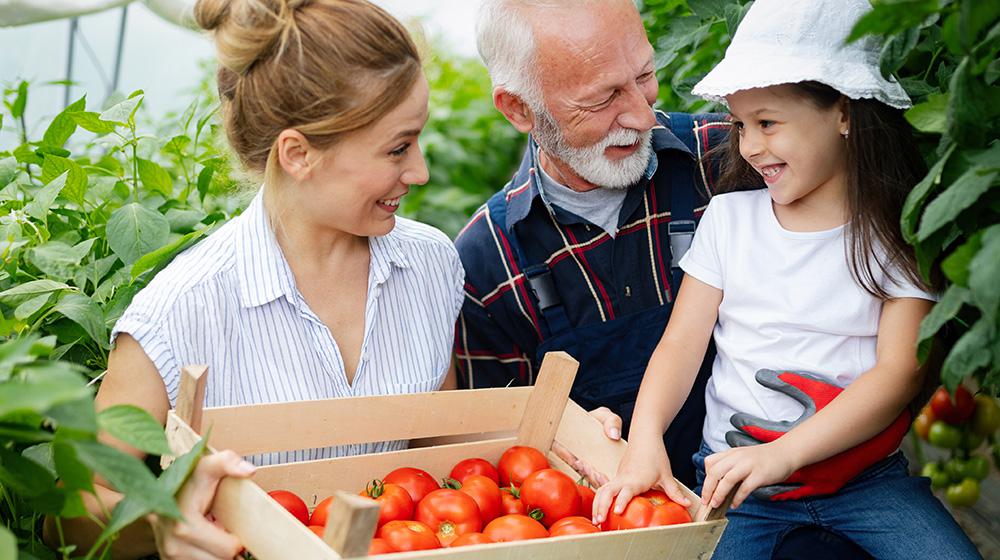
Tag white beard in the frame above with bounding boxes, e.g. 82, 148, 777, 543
531, 106, 653, 190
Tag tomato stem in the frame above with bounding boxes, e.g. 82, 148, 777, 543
528, 508, 544, 522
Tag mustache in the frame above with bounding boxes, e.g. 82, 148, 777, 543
596, 128, 644, 150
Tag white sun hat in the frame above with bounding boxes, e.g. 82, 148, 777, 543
692, 0, 912, 109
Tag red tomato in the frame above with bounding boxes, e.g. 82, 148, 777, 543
450, 532, 495, 547
451, 475, 502, 524
414, 489, 483, 546
450, 458, 500, 485
384, 467, 440, 504
308, 525, 326, 539
482, 514, 549, 542
520, 469, 582, 527
548, 516, 601, 536
577, 484, 596, 518
310, 496, 334, 528
500, 485, 526, 515
378, 520, 442, 551
368, 537, 395, 555
267, 490, 309, 525
360, 479, 415, 529
913, 405, 937, 441
498, 446, 550, 487
930, 386, 976, 425
601, 490, 692, 530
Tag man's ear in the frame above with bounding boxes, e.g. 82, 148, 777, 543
275, 129, 312, 181
494, 88, 535, 134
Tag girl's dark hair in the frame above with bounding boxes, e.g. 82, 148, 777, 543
711, 81, 938, 299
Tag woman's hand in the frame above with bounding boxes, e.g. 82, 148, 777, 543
150, 450, 256, 559
591, 441, 689, 525
700, 441, 796, 510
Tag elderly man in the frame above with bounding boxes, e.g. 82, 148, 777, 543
455, 1, 876, 557
454, 0, 723, 488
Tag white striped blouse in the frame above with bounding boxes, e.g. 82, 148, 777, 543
111, 190, 465, 465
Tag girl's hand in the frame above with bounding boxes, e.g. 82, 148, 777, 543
591, 443, 690, 525
150, 450, 256, 559
701, 442, 796, 510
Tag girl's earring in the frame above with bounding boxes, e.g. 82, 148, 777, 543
841, 130, 849, 139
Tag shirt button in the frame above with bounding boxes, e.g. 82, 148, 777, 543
625, 286, 632, 297
585, 224, 591, 232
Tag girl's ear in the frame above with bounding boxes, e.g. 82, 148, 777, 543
275, 129, 313, 181
838, 97, 851, 137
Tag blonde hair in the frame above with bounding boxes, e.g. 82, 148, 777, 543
194, 0, 422, 186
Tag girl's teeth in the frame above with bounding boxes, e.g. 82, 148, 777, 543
379, 197, 400, 206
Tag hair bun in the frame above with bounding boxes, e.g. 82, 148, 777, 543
194, 0, 307, 75
193, 0, 231, 31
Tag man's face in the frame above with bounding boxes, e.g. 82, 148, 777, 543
529, 0, 659, 189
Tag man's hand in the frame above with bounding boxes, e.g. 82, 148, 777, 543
725, 369, 910, 501
552, 406, 621, 487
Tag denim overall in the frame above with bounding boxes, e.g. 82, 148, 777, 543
484, 113, 711, 487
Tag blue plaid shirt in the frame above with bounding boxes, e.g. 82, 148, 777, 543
454, 110, 730, 388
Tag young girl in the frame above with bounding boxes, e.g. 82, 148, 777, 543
593, 0, 981, 558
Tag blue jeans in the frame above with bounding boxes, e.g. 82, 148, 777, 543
692, 441, 981, 559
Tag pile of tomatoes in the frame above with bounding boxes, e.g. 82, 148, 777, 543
913, 385, 1000, 507
266, 445, 691, 555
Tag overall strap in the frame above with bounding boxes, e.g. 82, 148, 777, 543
664, 112, 699, 295
485, 192, 573, 339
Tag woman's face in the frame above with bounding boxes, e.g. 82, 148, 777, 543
295, 74, 430, 238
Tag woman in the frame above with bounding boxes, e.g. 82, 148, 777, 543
49, 1, 464, 557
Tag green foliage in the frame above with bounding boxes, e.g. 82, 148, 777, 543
641, 0, 1000, 395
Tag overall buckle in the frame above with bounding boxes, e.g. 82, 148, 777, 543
667, 220, 696, 268
523, 264, 561, 311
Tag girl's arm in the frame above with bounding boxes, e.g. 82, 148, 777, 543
701, 296, 933, 509
592, 274, 722, 523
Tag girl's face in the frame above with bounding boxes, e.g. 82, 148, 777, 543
294, 74, 430, 238
727, 85, 849, 213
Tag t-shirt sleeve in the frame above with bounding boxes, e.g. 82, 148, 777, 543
678, 196, 724, 290
110, 305, 182, 406
883, 264, 939, 302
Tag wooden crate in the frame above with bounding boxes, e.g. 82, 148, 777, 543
164, 351, 728, 559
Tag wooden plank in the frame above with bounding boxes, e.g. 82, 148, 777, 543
373, 519, 725, 559
516, 352, 578, 451
164, 411, 342, 559
251, 437, 519, 504
553, 399, 627, 480
175, 365, 207, 432
200, 388, 532, 456
323, 491, 380, 558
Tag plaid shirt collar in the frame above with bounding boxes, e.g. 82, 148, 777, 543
504, 112, 695, 231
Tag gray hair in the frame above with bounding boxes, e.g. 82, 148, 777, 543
476, 0, 544, 107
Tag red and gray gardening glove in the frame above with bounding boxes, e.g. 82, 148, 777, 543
724, 369, 911, 501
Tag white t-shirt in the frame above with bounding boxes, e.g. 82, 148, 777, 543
678, 189, 936, 453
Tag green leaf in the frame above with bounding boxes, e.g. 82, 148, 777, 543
11, 81, 28, 119
69, 111, 118, 135
98, 405, 171, 456
905, 93, 948, 134
48, 397, 97, 434
901, 144, 954, 243
687, 0, 728, 18
941, 231, 982, 286
106, 203, 171, 264
25, 171, 68, 222
40, 155, 88, 206
0, 526, 16, 560
941, 318, 993, 392
14, 293, 53, 320
28, 239, 96, 279
915, 165, 998, 242
968, 224, 1000, 323
0, 369, 90, 420
70, 440, 180, 518
917, 286, 968, 363
196, 166, 214, 202
42, 95, 86, 149
0, 279, 71, 306
131, 227, 210, 280
53, 293, 109, 350
22, 443, 56, 477
847, 0, 938, 42
53, 440, 94, 494
165, 208, 207, 232
0, 334, 57, 381
948, 57, 1000, 146
137, 158, 173, 197
0, 157, 17, 188
99, 93, 143, 126
880, 27, 920, 78
0, 446, 64, 514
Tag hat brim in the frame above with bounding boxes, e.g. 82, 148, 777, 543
692, 52, 912, 110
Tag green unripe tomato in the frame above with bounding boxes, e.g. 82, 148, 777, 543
921, 462, 951, 489
971, 394, 1000, 436
928, 421, 962, 449
960, 429, 985, 451
943, 457, 966, 481
945, 478, 980, 507
962, 455, 990, 481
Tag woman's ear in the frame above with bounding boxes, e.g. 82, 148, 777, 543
275, 129, 312, 181
838, 97, 851, 138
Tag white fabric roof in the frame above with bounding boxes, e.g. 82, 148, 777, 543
0, 0, 196, 28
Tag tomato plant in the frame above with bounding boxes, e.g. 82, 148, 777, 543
378, 520, 442, 551
414, 488, 483, 546
482, 514, 549, 542
450, 458, 500, 484
497, 445, 550, 487
385, 466, 441, 505
267, 490, 310, 526
519, 468, 582, 527
601, 490, 691, 531
548, 516, 601, 537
